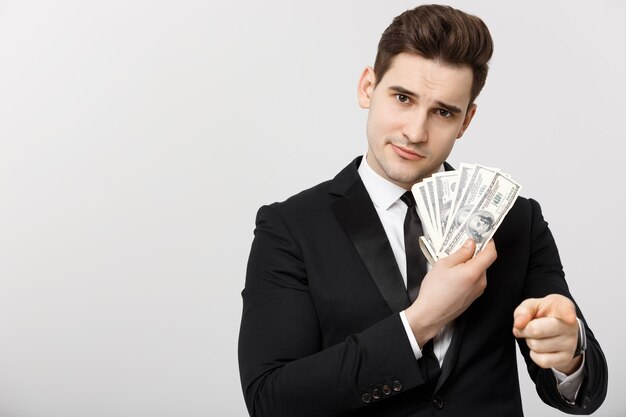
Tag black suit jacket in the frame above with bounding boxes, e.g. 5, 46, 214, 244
238, 157, 607, 417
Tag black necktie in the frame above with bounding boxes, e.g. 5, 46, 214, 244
400, 191, 427, 303
401, 191, 441, 382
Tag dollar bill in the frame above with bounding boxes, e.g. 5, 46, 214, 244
424, 179, 440, 246
442, 163, 475, 239
439, 165, 499, 253
412, 182, 437, 242
419, 235, 437, 266
411, 163, 521, 263
432, 171, 458, 243
440, 172, 521, 256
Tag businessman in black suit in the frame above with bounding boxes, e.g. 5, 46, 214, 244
238, 5, 608, 416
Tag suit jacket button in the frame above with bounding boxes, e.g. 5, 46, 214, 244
361, 392, 372, 403
382, 384, 392, 395
392, 380, 403, 392
433, 395, 444, 409
372, 388, 382, 400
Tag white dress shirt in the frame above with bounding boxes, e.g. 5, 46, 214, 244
358, 156, 452, 365
357, 154, 584, 401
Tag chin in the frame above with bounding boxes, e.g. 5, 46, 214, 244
387, 170, 423, 187
401, 165, 433, 181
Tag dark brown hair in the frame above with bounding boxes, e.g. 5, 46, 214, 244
374, 4, 494, 104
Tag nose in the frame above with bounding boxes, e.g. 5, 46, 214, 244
402, 111, 428, 144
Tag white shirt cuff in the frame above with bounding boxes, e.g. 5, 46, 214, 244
400, 311, 423, 360
552, 352, 586, 403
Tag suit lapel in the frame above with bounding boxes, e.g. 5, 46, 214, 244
329, 158, 411, 313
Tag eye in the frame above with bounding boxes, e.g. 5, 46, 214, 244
395, 94, 410, 104
436, 108, 453, 118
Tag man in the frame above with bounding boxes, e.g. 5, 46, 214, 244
238, 5, 607, 417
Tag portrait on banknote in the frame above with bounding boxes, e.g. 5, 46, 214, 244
465, 211, 494, 243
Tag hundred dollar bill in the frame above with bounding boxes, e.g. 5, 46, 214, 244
432, 171, 458, 244
419, 235, 438, 266
442, 163, 475, 239
440, 172, 521, 256
424, 179, 440, 246
412, 163, 521, 264
412, 182, 437, 243
439, 164, 499, 253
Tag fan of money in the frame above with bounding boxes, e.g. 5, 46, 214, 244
412, 164, 521, 265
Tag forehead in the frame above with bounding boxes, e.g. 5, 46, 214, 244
378, 52, 473, 106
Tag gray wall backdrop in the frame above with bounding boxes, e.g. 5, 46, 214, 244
0, 0, 624, 416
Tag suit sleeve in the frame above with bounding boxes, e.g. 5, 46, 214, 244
516, 199, 608, 414
238, 205, 424, 417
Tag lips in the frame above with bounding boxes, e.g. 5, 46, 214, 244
391, 144, 424, 161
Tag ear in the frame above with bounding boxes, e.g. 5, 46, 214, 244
456, 103, 477, 139
357, 66, 376, 109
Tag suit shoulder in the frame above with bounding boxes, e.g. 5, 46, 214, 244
260, 157, 360, 217
266, 178, 334, 212
252, 176, 341, 234
508, 195, 547, 221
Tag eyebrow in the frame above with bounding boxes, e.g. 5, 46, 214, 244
389, 85, 463, 114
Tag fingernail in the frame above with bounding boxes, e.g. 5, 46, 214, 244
463, 239, 473, 248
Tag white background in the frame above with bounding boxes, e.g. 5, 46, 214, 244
0, 1, 624, 416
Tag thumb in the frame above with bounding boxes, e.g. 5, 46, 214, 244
513, 298, 539, 330
438, 239, 475, 267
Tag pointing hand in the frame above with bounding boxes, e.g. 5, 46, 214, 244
513, 294, 581, 374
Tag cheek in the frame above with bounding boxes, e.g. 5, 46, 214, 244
365, 116, 380, 146
425, 133, 458, 165
369, 101, 403, 132
432, 133, 457, 154
367, 112, 392, 143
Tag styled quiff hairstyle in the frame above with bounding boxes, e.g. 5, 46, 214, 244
374, 4, 494, 104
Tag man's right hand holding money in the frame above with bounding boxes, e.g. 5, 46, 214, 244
405, 239, 498, 347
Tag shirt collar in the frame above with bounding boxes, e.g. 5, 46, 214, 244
358, 154, 411, 211
358, 153, 444, 211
